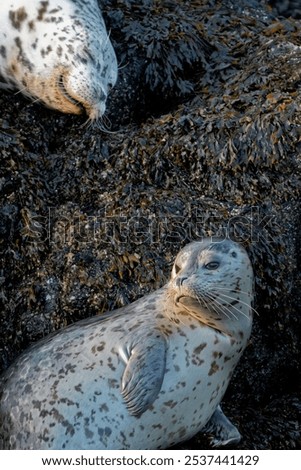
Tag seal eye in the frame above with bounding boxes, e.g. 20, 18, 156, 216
205, 261, 220, 270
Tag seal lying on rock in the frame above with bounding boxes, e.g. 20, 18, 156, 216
0, 238, 254, 450
0, 0, 117, 119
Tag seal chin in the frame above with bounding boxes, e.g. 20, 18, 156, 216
86, 102, 107, 120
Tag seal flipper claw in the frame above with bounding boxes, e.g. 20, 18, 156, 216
121, 331, 167, 417
203, 405, 241, 447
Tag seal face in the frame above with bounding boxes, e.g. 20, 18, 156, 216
0, 238, 254, 450
0, 0, 118, 119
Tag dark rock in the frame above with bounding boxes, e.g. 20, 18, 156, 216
269, 0, 301, 19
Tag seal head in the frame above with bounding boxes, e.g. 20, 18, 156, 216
0, 0, 117, 119
0, 238, 254, 450
170, 238, 254, 335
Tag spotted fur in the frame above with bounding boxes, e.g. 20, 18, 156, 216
0, 0, 117, 119
0, 238, 254, 450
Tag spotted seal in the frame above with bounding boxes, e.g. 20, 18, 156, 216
0, 0, 117, 119
0, 238, 254, 450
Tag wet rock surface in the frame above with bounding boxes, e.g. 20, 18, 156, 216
269, 0, 301, 19
0, 0, 300, 449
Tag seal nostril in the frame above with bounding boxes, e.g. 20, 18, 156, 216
176, 276, 188, 287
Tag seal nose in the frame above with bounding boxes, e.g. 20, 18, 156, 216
176, 276, 188, 287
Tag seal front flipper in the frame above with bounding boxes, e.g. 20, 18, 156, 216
120, 331, 167, 417
203, 405, 241, 447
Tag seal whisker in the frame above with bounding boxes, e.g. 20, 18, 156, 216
14, 85, 39, 101
208, 297, 234, 320
210, 291, 253, 320
208, 284, 252, 296
101, 114, 113, 130
204, 292, 240, 321
81, 117, 94, 130
193, 288, 225, 316
117, 60, 130, 71
104, 28, 112, 48
94, 117, 118, 134
214, 290, 259, 315
195, 292, 233, 320
193, 290, 215, 312
96, 123, 118, 134
195, 287, 240, 321
31, 96, 43, 105
208, 286, 258, 317
14, 87, 28, 96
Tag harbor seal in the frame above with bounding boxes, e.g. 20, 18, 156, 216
0, 0, 117, 119
0, 238, 254, 450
